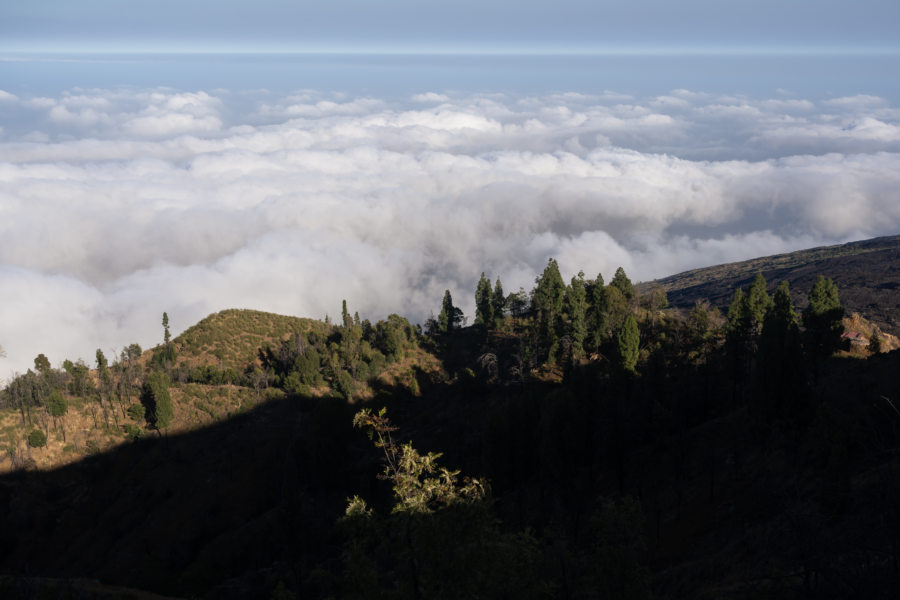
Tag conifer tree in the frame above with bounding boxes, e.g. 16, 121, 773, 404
474, 272, 494, 328
141, 371, 174, 431
587, 273, 608, 349
566, 271, 588, 358
532, 258, 566, 359
491, 278, 506, 325
802, 275, 844, 375
162, 312, 171, 345
725, 287, 752, 394
757, 281, 806, 421
610, 267, 635, 301
437, 290, 458, 334
617, 314, 640, 374
604, 285, 630, 336
745, 273, 771, 334
342, 299, 352, 329
532, 258, 565, 316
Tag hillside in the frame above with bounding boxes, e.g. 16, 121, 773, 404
172, 309, 331, 371
638, 235, 900, 332
1, 239, 900, 598
0, 308, 438, 475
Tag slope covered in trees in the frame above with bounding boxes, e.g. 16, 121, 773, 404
0, 239, 899, 599
641, 234, 900, 331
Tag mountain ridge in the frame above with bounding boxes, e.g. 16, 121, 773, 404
637, 234, 900, 331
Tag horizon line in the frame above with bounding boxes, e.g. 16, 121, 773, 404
4, 44, 900, 58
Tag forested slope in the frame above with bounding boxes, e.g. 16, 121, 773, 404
1, 239, 899, 599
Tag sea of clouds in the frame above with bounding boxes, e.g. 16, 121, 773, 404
1, 86, 899, 376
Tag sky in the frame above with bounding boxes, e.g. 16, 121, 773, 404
3, 0, 899, 54
0, 1, 899, 377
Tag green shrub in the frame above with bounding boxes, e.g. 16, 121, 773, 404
334, 370, 355, 401
27, 429, 47, 448
127, 403, 146, 421
123, 424, 145, 441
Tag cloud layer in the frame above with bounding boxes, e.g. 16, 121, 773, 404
1, 86, 899, 376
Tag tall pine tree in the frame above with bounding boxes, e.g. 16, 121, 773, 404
803, 275, 844, 382
531, 258, 566, 361
474, 273, 494, 328
616, 314, 640, 374
491, 278, 506, 325
438, 290, 459, 334
566, 271, 588, 358
757, 281, 806, 422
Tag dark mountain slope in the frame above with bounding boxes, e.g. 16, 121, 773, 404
639, 235, 900, 331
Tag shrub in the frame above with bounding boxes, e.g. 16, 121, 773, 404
27, 429, 47, 448
334, 370, 355, 401
127, 403, 146, 421
123, 424, 145, 441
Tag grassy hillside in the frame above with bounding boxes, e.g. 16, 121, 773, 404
173, 309, 331, 371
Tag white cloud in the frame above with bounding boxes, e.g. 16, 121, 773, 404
824, 94, 887, 108
411, 92, 450, 103
1, 87, 899, 377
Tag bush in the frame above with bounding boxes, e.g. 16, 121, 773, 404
123, 424, 145, 441
334, 370, 355, 401
27, 429, 47, 448
46, 390, 67, 417
127, 403, 146, 421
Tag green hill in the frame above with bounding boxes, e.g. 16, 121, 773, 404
173, 308, 331, 371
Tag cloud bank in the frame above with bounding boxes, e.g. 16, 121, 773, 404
1, 87, 899, 377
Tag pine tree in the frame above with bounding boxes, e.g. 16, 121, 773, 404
532, 258, 566, 360
491, 278, 506, 325
532, 258, 565, 316
802, 275, 844, 374
745, 273, 771, 334
617, 314, 640, 374
162, 312, 171, 345
342, 299, 353, 329
141, 371, 174, 431
610, 267, 635, 301
566, 271, 588, 358
757, 281, 806, 421
437, 290, 458, 334
474, 273, 494, 328
587, 273, 608, 349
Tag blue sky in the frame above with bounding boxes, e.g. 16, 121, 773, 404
3, 0, 899, 53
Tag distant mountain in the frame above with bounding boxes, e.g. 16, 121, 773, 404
638, 235, 900, 332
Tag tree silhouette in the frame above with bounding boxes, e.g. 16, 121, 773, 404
803, 275, 844, 382
757, 281, 806, 422
491, 277, 506, 325
437, 290, 462, 334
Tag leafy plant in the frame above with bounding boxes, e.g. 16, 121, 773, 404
27, 429, 46, 448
